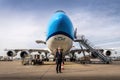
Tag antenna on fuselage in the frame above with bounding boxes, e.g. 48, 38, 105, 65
74, 28, 77, 39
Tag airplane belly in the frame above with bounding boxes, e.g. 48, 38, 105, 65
46, 35, 73, 55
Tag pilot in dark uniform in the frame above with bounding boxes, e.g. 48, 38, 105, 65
55, 47, 63, 73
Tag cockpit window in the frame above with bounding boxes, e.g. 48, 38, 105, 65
55, 10, 66, 14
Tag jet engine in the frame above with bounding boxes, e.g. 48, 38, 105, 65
20, 51, 30, 58
104, 50, 112, 57
7, 50, 17, 57
91, 51, 98, 58
90, 50, 112, 58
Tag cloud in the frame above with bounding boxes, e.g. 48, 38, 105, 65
70, 9, 120, 49
0, 0, 120, 56
0, 9, 48, 55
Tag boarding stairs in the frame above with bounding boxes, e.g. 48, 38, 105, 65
74, 35, 111, 64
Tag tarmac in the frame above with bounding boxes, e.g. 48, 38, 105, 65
0, 61, 120, 80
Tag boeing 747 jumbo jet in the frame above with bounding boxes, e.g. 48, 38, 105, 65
5, 10, 112, 64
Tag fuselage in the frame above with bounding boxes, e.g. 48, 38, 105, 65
46, 10, 74, 55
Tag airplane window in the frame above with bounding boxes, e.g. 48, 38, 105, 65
55, 10, 66, 14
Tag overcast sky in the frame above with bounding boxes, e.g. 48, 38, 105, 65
0, 0, 120, 56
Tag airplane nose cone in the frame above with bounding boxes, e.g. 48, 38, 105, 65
46, 11, 74, 40
55, 13, 65, 21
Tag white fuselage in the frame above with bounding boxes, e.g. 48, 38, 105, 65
46, 34, 73, 55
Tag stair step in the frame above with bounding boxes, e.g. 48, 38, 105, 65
74, 38, 111, 63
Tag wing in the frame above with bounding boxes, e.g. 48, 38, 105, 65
70, 48, 114, 58
70, 49, 90, 53
5, 48, 50, 58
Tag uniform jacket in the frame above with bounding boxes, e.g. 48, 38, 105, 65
55, 51, 63, 62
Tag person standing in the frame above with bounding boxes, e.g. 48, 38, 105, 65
55, 47, 63, 73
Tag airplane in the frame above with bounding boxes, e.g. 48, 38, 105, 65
5, 10, 114, 64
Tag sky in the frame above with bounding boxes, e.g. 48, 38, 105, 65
0, 0, 120, 56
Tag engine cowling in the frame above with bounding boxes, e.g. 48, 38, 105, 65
20, 51, 30, 58
7, 50, 17, 57
90, 49, 112, 58
104, 50, 112, 57
91, 52, 98, 58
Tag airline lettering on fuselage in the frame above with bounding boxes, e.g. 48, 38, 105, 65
54, 37, 65, 41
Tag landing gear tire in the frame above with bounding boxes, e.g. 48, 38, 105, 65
106, 61, 110, 64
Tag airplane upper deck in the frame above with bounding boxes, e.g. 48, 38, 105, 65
55, 10, 66, 14
46, 10, 74, 41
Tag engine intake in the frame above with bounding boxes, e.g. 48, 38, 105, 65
105, 50, 111, 56
91, 52, 98, 58
7, 50, 17, 57
20, 51, 29, 58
